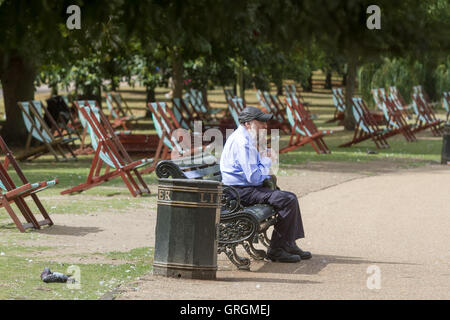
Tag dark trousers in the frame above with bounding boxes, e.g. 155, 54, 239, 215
233, 186, 305, 248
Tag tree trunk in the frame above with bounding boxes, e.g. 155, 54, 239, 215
145, 86, 156, 117
236, 57, 245, 100
274, 77, 283, 96
172, 54, 184, 99
303, 73, 313, 92
0, 52, 35, 146
344, 54, 358, 131
324, 70, 332, 89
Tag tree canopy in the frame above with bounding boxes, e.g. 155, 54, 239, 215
0, 0, 449, 143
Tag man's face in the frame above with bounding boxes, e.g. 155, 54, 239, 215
245, 120, 267, 131
245, 120, 267, 143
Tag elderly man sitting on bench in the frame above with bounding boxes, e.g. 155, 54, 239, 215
220, 106, 312, 263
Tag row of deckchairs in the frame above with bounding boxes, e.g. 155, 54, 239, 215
226, 88, 332, 154
339, 90, 445, 149
373, 86, 444, 137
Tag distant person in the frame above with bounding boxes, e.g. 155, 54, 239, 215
220, 106, 311, 263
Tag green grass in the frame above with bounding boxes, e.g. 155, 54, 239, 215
0, 83, 446, 300
0, 245, 153, 300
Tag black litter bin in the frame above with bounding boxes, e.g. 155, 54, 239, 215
153, 178, 222, 280
441, 124, 450, 164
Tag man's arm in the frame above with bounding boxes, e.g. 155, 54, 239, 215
236, 141, 272, 186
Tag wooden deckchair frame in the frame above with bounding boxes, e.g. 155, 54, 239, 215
227, 97, 246, 127
17, 101, 78, 162
413, 85, 439, 108
61, 102, 156, 197
31, 100, 84, 153
104, 93, 131, 131
339, 98, 390, 149
327, 88, 346, 123
388, 86, 413, 119
108, 92, 146, 123
411, 93, 443, 137
0, 136, 56, 232
284, 84, 312, 113
189, 88, 223, 119
172, 98, 197, 131
380, 97, 417, 142
148, 102, 206, 159
280, 97, 332, 154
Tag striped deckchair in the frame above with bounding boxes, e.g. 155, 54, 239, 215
388, 86, 413, 119
411, 93, 444, 137
184, 89, 223, 121
280, 97, 332, 154
0, 136, 56, 232
17, 101, 78, 162
256, 90, 290, 133
328, 88, 346, 123
339, 98, 390, 149
61, 102, 154, 197
284, 84, 315, 118
227, 97, 246, 127
148, 102, 205, 159
380, 97, 417, 142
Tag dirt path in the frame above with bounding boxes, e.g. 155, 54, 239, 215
114, 162, 449, 300
11, 160, 449, 298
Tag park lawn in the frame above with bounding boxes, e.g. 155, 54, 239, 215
0, 84, 446, 299
0, 243, 153, 300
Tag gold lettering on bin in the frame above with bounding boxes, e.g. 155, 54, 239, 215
200, 192, 216, 204
158, 189, 172, 201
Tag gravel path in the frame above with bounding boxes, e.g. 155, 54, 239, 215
116, 163, 450, 300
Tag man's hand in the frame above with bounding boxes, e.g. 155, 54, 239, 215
265, 148, 278, 165
262, 174, 278, 190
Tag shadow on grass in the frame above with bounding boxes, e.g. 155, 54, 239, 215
35, 225, 102, 236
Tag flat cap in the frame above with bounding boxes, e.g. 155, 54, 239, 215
238, 106, 273, 123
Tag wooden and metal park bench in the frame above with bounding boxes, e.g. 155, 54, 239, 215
61, 102, 155, 197
155, 152, 279, 270
0, 136, 56, 232
17, 101, 78, 162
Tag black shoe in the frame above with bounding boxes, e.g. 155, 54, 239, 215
267, 247, 301, 263
283, 245, 312, 260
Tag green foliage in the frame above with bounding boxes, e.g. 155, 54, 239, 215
358, 56, 450, 107
434, 57, 450, 97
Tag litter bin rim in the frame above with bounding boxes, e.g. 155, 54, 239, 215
158, 178, 222, 187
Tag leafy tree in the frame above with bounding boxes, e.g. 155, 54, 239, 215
0, 0, 117, 144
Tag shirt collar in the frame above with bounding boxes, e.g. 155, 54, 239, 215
238, 125, 256, 146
